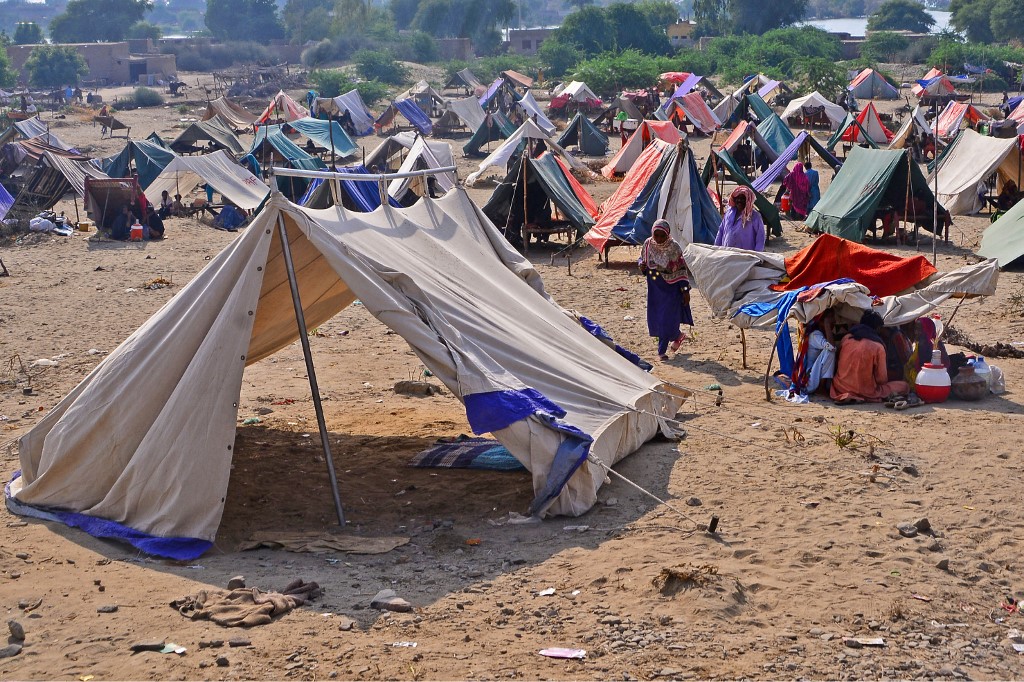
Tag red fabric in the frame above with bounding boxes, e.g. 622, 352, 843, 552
585, 139, 669, 251
770, 234, 938, 297
553, 155, 599, 218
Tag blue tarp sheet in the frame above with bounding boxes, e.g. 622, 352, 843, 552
395, 99, 433, 135
0, 181, 14, 221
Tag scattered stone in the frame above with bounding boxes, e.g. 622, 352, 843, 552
198, 661, 210, 669
0, 644, 22, 658
897, 523, 918, 538
937, 558, 950, 571
215, 655, 229, 667
7, 620, 24, 641
684, 497, 702, 507
370, 589, 413, 613
226, 576, 246, 590
600, 616, 622, 626
927, 541, 943, 552
256, 407, 274, 415
130, 641, 167, 653
902, 464, 919, 477
18, 598, 42, 612
199, 640, 224, 649
228, 638, 251, 647
914, 518, 932, 533
336, 616, 357, 632
393, 381, 440, 396
604, 498, 618, 507
14, 553, 28, 560
97, 605, 118, 613
9, 572, 21, 579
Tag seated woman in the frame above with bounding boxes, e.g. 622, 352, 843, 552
831, 311, 910, 404
213, 204, 246, 232
997, 180, 1020, 211
782, 163, 810, 219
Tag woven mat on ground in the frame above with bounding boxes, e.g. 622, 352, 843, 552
408, 436, 526, 471
171, 579, 320, 627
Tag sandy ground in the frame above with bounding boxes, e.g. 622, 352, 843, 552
1, 78, 1024, 680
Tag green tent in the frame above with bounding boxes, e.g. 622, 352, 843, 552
249, 126, 326, 200
464, 110, 517, 157
746, 93, 774, 121
826, 113, 879, 151
556, 112, 608, 156
170, 117, 245, 155
806, 146, 938, 242
482, 151, 595, 241
101, 139, 178, 189
700, 150, 783, 237
978, 199, 1024, 267
756, 113, 796, 156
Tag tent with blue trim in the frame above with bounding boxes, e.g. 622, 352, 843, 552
8, 188, 688, 559
375, 99, 433, 136
101, 139, 179, 189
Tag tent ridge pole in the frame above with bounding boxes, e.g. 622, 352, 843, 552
276, 214, 346, 528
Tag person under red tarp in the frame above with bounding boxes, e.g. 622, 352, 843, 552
831, 311, 911, 405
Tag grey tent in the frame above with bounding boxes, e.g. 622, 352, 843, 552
444, 68, 483, 93
170, 116, 245, 155
556, 112, 609, 156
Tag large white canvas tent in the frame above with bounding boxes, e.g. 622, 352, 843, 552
555, 81, 599, 103
465, 120, 592, 186
517, 92, 557, 135
144, 150, 270, 211
203, 97, 258, 132
927, 129, 1023, 215
363, 131, 455, 175
312, 89, 376, 136
8, 188, 687, 559
848, 68, 899, 100
386, 137, 456, 200
888, 105, 931, 150
781, 91, 847, 130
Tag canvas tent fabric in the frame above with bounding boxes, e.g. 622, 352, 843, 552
556, 81, 599, 103
502, 70, 534, 88
712, 94, 743, 127
464, 120, 591, 187
888, 106, 931, 149
840, 103, 893, 145
719, 120, 778, 163
386, 137, 456, 201
0, 181, 13, 221
396, 80, 445, 108
364, 132, 454, 176
912, 68, 956, 98
556, 112, 609, 156
311, 90, 376, 137
256, 91, 307, 124
437, 97, 487, 135
585, 140, 720, 251
280, 117, 358, 158
750, 131, 841, 192
848, 69, 899, 100
756, 113, 796, 156
376, 99, 433, 136
482, 151, 597, 239
203, 97, 258, 132
9, 188, 687, 559
827, 112, 879, 150
517, 92, 556, 136
935, 101, 989, 139
250, 127, 325, 170
927, 129, 1023, 215
601, 120, 682, 178
684, 241, 998, 333
445, 68, 483, 92
745, 93, 774, 122
170, 117, 245, 155
673, 92, 721, 134
979, 196, 1024, 266
806, 146, 939, 242
463, 110, 517, 157
701, 150, 783, 238
13, 116, 77, 152
144, 150, 270, 211
298, 165, 403, 212
102, 139, 179, 189
780, 92, 847, 130
7, 151, 109, 215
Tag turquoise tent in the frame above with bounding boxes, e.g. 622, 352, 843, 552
280, 117, 358, 158
555, 112, 608, 156
102, 139, 178, 189
249, 127, 326, 199
464, 111, 517, 157
756, 113, 796, 156
746, 93, 774, 121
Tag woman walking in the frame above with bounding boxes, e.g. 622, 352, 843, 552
782, 162, 811, 219
639, 220, 693, 361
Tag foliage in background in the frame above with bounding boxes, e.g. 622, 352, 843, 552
861, 31, 910, 62
547, 1, 674, 60
927, 34, 1024, 82
127, 21, 163, 39
162, 41, 276, 72
24, 45, 88, 88
946, 0, 1024, 43
791, 57, 847, 99
132, 86, 165, 107
283, 0, 333, 44
409, 0, 515, 55
470, 54, 542, 82
694, 0, 809, 36
308, 69, 391, 104
353, 50, 408, 85
537, 38, 580, 78
867, 0, 935, 32
49, 0, 152, 43
205, 0, 284, 41
0, 48, 14, 88
13, 22, 43, 45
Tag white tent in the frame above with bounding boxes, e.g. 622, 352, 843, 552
465, 120, 592, 186
712, 94, 740, 124
313, 89, 376, 136
364, 131, 455, 175
556, 81, 599, 102
601, 120, 682, 178
888, 105, 931, 150
9, 188, 687, 558
444, 97, 487, 132
144, 150, 270, 211
517, 92, 556, 135
780, 92, 847, 130
928, 129, 1024, 215
387, 137, 456, 199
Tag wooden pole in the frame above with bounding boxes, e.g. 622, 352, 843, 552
901, 147, 912, 245
741, 328, 748, 369
521, 152, 529, 256
763, 327, 782, 402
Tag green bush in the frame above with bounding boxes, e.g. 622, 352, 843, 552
161, 41, 276, 71
407, 31, 438, 63
132, 86, 165, 107
353, 49, 407, 85
572, 50, 663, 96
308, 69, 390, 105
472, 54, 540, 82
354, 80, 390, 105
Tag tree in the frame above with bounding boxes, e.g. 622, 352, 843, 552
949, 0, 995, 43
537, 36, 579, 77
353, 49, 407, 84
861, 30, 909, 61
606, 3, 670, 55
989, 0, 1024, 42
126, 21, 163, 38
793, 56, 846, 98
49, 0, 152, 43
24, 45, 88, 87
637, 0, 681, 30
693, 0, 728, 35
205, 0, 284, 41
13, 22, 44, 45
411, 0, 514, 43
730, 0, 808, 34
390, 0, 421, 30
867, 0, 935, 32
283, 0, 333, 43
564, 0, 593, 8
554, 7, 615, 56
0, 48, 15, 88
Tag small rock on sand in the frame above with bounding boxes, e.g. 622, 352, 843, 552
370, 589, 413, 613
227, 576, 246, 590
8, 620, 25, 641
0, 644, 22, 658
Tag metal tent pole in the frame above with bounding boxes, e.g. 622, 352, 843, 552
933, 104, 939, 265
275, 214, 346, 528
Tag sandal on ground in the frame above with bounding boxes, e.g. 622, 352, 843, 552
885, 394, 907, 408
658, 354, 670, 362
670, 334, 687, 353
895, 394, 924, 411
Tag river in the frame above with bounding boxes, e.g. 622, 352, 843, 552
801, 10, 951, 37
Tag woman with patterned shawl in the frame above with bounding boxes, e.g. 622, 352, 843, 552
638, 220, 694, 361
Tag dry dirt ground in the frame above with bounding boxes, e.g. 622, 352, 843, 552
1, 79, 1023, 680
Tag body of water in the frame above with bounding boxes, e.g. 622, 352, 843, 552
801, 10, 951, 37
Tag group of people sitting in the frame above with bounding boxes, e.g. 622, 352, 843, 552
790, 309, 949, 406
157, 189, 248, 232
109, 202, 165, 241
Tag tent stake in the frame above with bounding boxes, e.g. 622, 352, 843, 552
740, 328, 748, 369
276, 215, 346, 528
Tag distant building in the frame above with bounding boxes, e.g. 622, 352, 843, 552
668, 19, 697, 49
506, 28, 556, 56
6, 42, 176, 86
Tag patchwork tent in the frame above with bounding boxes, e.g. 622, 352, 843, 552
8, 188, 687, 559
170, 117, 245, 155
848, 68, 899, 100
102, 139, 178, 189
806, 146, 940, 242
311, 90, 376, 137
780, 91, 846, 129
202, 97, 258, 132
750, 130, 841, 192
465, 120, 592, 186
756, 113, 796, 156
375, 99, 433, 136
144, 150, 270, 211
663, 74, 724, 105
912, 68, 956, 99
256, 90, 307, 124
712, 94, 743, 127
591, 96, 645, 128
827, 112, 879, 151
585, 139, 720, 253
435, 97, 487, 136
463, 110, 517, 157
934, 101, 989, 139
601, 120, 682, 178
83, 176, 147, 231
719, 120, 779, 163
839, 102, 893, 145
667, 92, 721, 134
979, 196, 1024, 266
10, 116, 77, 152
927, 129, 1023, 215
556, 112, 608, 156
734, 74, 789, 101
444, 68, 483, 93
482, 150, 598, 241
297, 164, 403, 212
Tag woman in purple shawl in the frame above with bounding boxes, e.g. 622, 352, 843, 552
714, 186, 765, 251
783, 163, 811, 218
639, 220, 693, 361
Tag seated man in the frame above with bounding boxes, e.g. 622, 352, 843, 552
997, 180, 1020, 211
110, 205, 133, 241
171, 194, 186, 217
831, 311, 911, 404
144, 205, 165, 240
213, 204, 246, 231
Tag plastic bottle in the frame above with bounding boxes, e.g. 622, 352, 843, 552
973, 356, 992, 391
